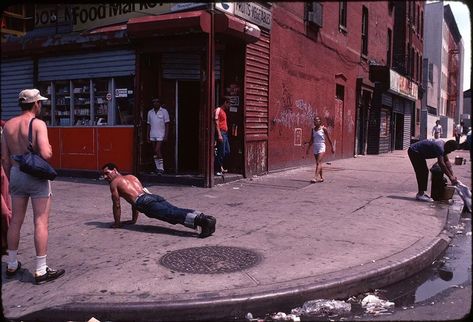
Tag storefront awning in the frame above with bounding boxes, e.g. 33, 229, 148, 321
127, 10, 260, 43
127, 10, 211, 37
215, 13, 260, 43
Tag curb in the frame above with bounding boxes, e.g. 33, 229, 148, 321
17, 234, 452, 322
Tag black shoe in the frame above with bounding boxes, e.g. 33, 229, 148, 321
35, 267, 65, 285
195, 214, 216, 238
6, 261, 21, 278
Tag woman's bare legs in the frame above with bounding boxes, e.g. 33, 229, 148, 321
315, 152, 325, 182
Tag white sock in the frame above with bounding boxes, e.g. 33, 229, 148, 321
7, 250, 18, 270
158, 159, 164, 171
36, 255, 47, 276
154, 158, 160, 171
184, 211, 199, 228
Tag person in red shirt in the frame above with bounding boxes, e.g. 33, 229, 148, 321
214, 97, 230, 176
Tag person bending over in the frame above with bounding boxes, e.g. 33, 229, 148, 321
101, 163, 216, 238
407, 139, 458, 202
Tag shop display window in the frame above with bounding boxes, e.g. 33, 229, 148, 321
55, 80, 72, 126
93, 79, 109, 126
38, 82, 53, 125
37, 76, 134, 126
72, 79, 92, 126
114, 76, 134, 125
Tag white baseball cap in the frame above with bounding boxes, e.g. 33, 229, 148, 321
18, 89, 48, 103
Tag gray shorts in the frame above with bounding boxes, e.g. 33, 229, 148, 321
9, 166, 52, 198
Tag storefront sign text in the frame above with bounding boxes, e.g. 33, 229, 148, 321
234, 2, 271, 30
389, 70, 418, 101
35, 3, 172, 32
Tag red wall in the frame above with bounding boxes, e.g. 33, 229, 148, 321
48, 127, 134, 173
267, 2, 393, 170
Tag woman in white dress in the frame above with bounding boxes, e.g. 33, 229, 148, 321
305, 116, 335, 183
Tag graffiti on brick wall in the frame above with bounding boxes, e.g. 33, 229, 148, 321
346, 109, 355, 134
273, 98, 316, 129
272, 85, 334, 136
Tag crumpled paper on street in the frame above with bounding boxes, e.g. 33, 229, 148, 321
291, 299, 351, 316
361, 294, 395, 315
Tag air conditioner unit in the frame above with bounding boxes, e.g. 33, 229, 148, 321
307, 2, 323, 27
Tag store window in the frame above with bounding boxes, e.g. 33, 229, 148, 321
114, 76, 134, 125
361, 6, 368, 57
39, 76, 134, 126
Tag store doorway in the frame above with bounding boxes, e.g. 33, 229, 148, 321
137, 53, 160, 174
160, 79, 201, 174
177, 81, 200, 173
356, 90, 371, 155
393, 112, 404, 150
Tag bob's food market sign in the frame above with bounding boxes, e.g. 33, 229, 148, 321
35, 3, 271, 32
35, 3, 176, 32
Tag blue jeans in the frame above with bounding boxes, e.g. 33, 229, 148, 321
135, 194, 196, 228
215, 131, 230, 171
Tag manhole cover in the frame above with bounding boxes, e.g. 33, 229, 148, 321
159, 246, 261, 274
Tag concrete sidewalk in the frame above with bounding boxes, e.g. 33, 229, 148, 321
1, 149, 471, 321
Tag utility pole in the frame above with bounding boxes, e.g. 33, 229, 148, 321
205, 2, 216, 187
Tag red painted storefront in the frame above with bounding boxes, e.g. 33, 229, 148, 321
47, 127, 134, 173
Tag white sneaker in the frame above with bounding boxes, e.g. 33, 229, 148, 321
416, 193, 433, 202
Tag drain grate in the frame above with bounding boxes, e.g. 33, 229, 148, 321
159, 246, 261, 274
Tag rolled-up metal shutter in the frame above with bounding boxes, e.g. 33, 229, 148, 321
1, 59, 34, 120
38, 50, 135, 81
244, 30, 270, 176
162, 52, 221, 80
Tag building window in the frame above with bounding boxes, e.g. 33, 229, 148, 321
339, 0, 347, 31
406, 42, 411, 76
419, 55, 423, 83
420, 11, 424, 38
361, 6, 368, 56
417, 5, 420, 34
387, 28, 392, 68
428, 63, 433, 84
336, 84, 345, 101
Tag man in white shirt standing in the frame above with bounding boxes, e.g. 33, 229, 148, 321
432, 120, 442, 139
147, 98, 170, 174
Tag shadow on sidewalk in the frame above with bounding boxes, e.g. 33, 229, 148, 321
386, 195, 416, 201
84, 221, 199, 238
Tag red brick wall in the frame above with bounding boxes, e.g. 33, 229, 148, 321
268, 2, 393, 170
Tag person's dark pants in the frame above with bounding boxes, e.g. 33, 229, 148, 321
455, 134, 461, 144
135, 194, 195, 228
408, 147, 428, 192
215, 131, 230, 172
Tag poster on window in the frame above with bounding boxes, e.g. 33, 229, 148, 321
228, 96, 239, 112
380, 110, 390, 137
115, 88, 128, 98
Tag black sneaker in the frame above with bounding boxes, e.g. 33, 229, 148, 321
35, 267, 65, 285
195, 214, 216, 238
6, 261, 21, 278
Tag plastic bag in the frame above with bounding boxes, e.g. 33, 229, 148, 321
455, 180, 472, 213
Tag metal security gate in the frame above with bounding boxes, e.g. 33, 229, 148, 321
38, 49, 136, 80
161, 52, 221, 80
244, 30, 270, 177
0, 59, 34, 120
